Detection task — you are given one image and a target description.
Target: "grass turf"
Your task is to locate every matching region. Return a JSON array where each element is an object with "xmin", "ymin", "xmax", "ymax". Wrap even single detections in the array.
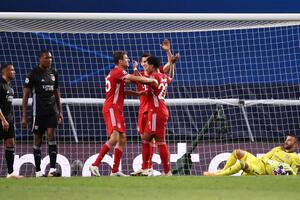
[{"xmin": 0, "ymin": 176, "xmax": 298, "ymax": 200}]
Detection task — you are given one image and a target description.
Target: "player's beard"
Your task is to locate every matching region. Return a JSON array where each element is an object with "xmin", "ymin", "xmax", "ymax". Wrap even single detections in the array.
[
  {"xmin": 122, "ymin": 62, "xmax": 129, "ymax": 69},
  {"xmin": 283, "ymin": 142, "xmax": 293, "ymax": 151},
  {"xmin": 8, "ymin": 75, "xmax": 15, "ymax": 81}
]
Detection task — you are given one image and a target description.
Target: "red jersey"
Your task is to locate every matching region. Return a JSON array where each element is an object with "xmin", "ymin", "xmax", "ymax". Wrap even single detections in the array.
[
  {"xmin": 102, "ymin": 67, "xmax": 127, "ymax": 112},
  {"xmin": 137, "ymin": 71, "xmax": 149, "ymax": 114},
  {"xmin": 159, "ymin": 66, "xmax": 164, "ymax": 73},
  {"xmin": 147, "ymin": 72, "xmax": 172, "ymax": 115},
  {"xmin": 137, "ymin": 67, "xmax": 164, "ymax": 114}
]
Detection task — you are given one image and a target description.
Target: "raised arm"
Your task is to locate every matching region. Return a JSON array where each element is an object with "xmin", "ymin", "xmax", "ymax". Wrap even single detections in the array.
[
  {"xmin": 21, "ymin": 87, "xmax": 31, "ymax": 128},
  {"xmin": 161, "ymin": 39, "xmax": 172, "ymax": 73},
  {"xmin": 168, "ymin": 53, "xmax": 180, "ymax": 80}
]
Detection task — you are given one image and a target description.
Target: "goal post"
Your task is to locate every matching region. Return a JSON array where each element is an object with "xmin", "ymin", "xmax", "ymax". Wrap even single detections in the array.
[{"xmin": 1, "ymin": 12, "xmax": 300, "ymax": 176}]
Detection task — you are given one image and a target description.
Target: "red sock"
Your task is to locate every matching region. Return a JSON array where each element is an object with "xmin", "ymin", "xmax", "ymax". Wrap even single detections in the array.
[
  {"xmin": 92, "ymin": 143, "xmax": 110, "ymax": 166},
  {"xmin": 142, "ymin": 141, "xmax": 151, "ymax": 170},
  {"xmin": 148, "ymin": 142, "xmax": 155, "ymax": 169},
  {"xmin": 112, "ymin": 148, "xmax": 123, "ymax": 173},
  {"xmin": 157, "ymin": 143, "xmax": 170, "ymax": 173}
]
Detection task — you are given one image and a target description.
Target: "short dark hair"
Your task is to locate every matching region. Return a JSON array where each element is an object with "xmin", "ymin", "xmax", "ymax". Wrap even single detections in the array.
[
  {"xmin": 147, "ymin": 56, "xmax": 160, "ymax": 68},
  {"xmin": 287, "ymin": 134, "xmax": 300, "ymax": 143},
  {"xmin": 39, "ymin": 49, "xmax": 51, "ymax": 58},
  {"xmin": 140, "ymin": 53, "xmax": 151, "ymax": 60},
  {"xmin": 113, "ymin": 51, "xmax": 127, "ymax": 65},
  {"xmin": 1, "ymin": 63, "xmax": 12, "ymax": 74}
]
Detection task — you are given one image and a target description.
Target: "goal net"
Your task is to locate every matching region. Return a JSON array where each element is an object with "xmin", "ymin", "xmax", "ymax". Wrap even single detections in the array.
[{"xmin": 0, "ymin": 13, "xmax": 300, "ymax": 176}]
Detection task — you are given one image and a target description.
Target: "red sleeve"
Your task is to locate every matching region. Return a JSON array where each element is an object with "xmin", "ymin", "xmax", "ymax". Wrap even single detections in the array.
[
  {"xmin": 159, "ymin": 66, "xmax": 164, "ymax": 73},
  {"xmin": 111, "ymin": 68, "xmax": 128, "ymax": 80},
  {"xmin": 149, "ymin": 73, "xmax": 160, "ymax": 90}
]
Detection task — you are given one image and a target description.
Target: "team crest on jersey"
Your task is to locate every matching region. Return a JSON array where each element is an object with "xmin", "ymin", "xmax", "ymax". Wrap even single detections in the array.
[
  {"xmin": 50, "ymin": 74, "xmax": 55, "ymax": 81},
  {"xmin": 122, "ymin": 70, "xmax": 128, "ymax": 75},
  {"xmin": 25, "ymin": 78, "xmax": 29, "ymax": 84}
]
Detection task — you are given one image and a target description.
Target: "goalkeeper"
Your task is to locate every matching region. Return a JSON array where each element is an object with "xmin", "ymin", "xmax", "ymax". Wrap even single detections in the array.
[{"xmin": 204, "ymin": 135, "xmax": 300, "ymax": 176}]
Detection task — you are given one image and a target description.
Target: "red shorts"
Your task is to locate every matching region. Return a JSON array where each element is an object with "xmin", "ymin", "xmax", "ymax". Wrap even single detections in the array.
[
  {"xmin": 137, "ymin": 112, "xmax": 148, "ymax": 134},
  {"xmin": 144, "ymin": 110, "xmax": 169, "ymax": 137},
  {"xmin": 102, "ymin": 108, "xmax": 126, "ymax": 136}
]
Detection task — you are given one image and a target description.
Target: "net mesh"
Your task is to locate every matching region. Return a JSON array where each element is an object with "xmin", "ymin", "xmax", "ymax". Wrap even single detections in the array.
[{"xmin": 0, "ymin": 14, "xmax": 300, "ymax": 176}]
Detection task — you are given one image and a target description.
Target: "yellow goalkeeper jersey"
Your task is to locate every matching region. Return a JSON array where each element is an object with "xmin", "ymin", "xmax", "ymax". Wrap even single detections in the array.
[{"xmin": 261, "ymin": 146, "xmax": 300, "ymax": 175}]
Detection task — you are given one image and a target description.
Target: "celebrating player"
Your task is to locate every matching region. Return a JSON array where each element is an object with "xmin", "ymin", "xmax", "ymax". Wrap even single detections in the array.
[
  {"xmin": 204, "ymin": 134, "xmax": 300, "ymax": 176},
  {"xmin": 137, "ymin": 55, "xmax": 175, "ymax": 176},
  {"xmin": 131, "ymin": 39, "xmax": 180, "ymax": 176},
  {"xmin": 89, "ymin": 50, "xmax": 158, "ymax": 176},
  {"xmin": 21, "ymin": 49, "xmax": 63, "ymax": 177},
  {"xmin": 0, "ymin": 64, "xmax": 23, "ymax": 179}
]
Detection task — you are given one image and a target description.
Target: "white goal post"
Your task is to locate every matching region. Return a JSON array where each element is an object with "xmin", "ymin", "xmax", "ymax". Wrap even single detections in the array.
[{"xmin": 1, "ymin": 12, "xmax": 300, "ymax": 33}]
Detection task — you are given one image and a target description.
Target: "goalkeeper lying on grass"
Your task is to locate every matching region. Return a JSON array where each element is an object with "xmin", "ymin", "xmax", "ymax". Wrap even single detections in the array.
[{"xmin": 204, "ymin": 134, "xmax": 300, "ymax": 176}]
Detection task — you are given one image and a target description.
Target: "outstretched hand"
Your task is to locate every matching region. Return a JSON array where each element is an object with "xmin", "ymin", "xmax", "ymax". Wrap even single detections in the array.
[
  {"xmin": 161, "ymin": 39, "xmax": 171, "ymax": 52},
  {"xmin": 132, "ymin": 60, "xmax": 139, "ymax": 69}
]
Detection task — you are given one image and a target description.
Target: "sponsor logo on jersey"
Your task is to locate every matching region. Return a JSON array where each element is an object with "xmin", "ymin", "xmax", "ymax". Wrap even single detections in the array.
[{"xmin": 42, "ymin": 85, "xmax": 54, "ymax": 91}]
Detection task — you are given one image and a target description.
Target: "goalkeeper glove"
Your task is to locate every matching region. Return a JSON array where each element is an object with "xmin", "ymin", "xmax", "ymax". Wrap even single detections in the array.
[
  {"xmin": 280, "ymin": 163, "xmax": 293, "ymax": 175},
  {"xmin": 273, "ymin": 163, "xmax": 293, "ymax": 175}
]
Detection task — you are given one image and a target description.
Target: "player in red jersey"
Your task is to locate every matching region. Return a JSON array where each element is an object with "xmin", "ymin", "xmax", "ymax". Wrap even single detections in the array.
[
  {"xmin": 142, "ymin": 55, "xmax": 176, "ymax": 176},
  {"xmin": 89, "ymin": 51, "xmax": 158, "ymax": 177},
  {"xmin": 131, "ymin": 39, "xmax": 179, "ymax": 176}
]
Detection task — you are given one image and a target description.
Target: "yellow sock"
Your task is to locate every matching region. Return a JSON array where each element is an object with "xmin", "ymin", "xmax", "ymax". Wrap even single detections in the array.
[
  {"xmin": 217, "ymin": 162, "xmax": 242, "ymax": 176},
  {"xmin": 223, "ymin": 150, "xmax": 238, "ymax": 170}
]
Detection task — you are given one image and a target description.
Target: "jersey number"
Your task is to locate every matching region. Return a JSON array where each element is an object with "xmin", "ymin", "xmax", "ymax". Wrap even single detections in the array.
[
  {"xmin": 105, "ymin": 74, "xmax": 111, "ymax": 92},
  {"xmin": 158, "ymin": 82, "xmax": 168, "ymax": 99}
]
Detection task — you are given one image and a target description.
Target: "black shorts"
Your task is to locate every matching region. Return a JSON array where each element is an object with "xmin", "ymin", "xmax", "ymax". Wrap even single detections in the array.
[
  {"xmin": 0, "ymin": 121, "xmax": 15, "ymax": 140},
  {"xmin": 32, "ymin": 114, "xmax": 57, "ymax": 135}
]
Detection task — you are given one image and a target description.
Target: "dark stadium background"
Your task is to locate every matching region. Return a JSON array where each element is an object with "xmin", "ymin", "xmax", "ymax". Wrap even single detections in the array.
[{"xmin": 0, "ymin": 0, "xmax": 300, "ymax": 13}]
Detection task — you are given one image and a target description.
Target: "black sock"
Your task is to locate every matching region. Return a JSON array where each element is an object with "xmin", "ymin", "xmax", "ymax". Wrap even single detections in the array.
[
  {"xmin": 48, "ymin": 141, "xmax": 57, "ymax": 169},
  {"xmin": 5, "ymin": 147, "xmax": 15, "ymax": 174},
  {"xmin": 33, "ymin": 145, "xmax": 41, "ymax": 172}
]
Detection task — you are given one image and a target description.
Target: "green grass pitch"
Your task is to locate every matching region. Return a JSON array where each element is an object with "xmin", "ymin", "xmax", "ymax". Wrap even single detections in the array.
[{"xmin": 0, "ymin": 176, "xmax": 298, "ymax": 200}]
